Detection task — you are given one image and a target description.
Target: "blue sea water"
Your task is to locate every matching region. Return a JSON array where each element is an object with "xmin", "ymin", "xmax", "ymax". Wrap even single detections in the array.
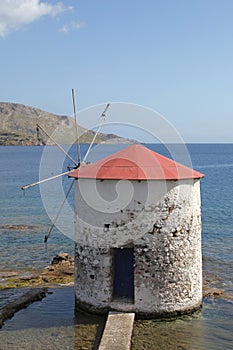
[{"xmin": 0, "ymin": 144, "xmax": 233, "ymax": 349}]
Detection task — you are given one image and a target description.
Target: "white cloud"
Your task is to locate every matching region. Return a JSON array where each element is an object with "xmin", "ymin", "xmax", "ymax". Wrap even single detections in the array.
[
  {"xmin": 59, "ymin": 21, "xmax": 82, "ymax": 33},
  {"xmin": 0, "ymin": 0, "xmax": 71, "ymax": 37}
]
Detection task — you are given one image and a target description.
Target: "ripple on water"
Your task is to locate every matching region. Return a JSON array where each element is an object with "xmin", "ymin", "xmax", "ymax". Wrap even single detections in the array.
[
  {"xmin": 0, "ymin": 287, "xmax": 106, "ymax": 350},
  {"xmin": 131, "ymin": 299, "xmax": 233, "ymax": 350},
  {"xmin": 1, "ymin": 287, "xmax": 233, "ymax": 350}
]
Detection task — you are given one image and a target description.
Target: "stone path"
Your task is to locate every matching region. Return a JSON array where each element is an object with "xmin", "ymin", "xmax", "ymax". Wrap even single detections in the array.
[{"xmin": 98, "ymin": 312, "xmax": 135, "ymax": 350}]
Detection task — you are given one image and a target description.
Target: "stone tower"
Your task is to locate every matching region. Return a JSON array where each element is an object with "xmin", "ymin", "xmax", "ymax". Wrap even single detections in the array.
[{"xmin": 69, "ymin": 144, "xmax": 204, "ymax": 318}]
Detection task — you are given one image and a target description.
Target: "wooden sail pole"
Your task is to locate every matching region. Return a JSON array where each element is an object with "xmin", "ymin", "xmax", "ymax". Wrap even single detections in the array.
[
  {"xmin": 36, "ymin": 123, "xmax": 78, "ymax": 167},
  {"xmin": 44, "ymin": 179, "xmax": 75, "ymax": 242},
  {"xmin": 22, "ymin": 94, "xmax": 110, "ymax": 242},
  {"xmin": 72, "ymin": 88, "xmax": 81, "ymax": 165},
  {"xmin": 21, "ymin": 170, "xmax": 71, "ymax": 190},
  {"xmin": 83, "ymin": 103, "xmax": 110, "ymax": 163}
]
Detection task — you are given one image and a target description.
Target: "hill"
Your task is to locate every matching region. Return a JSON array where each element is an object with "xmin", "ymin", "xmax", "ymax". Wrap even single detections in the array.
[{"xmin": 0, "ymin": 102, "xmax": 120, "ymax": 146}]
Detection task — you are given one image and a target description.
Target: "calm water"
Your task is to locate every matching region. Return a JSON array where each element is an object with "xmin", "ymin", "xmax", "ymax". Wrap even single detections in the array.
[{"xmin": 0, "ymin": 144, "xmax": 233, "ymax": 349}]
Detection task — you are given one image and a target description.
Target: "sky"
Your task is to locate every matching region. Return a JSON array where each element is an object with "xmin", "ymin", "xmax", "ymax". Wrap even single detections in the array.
[{"xmin": 1, "ymin": 0, "xmax": 233, "ymax": 142}]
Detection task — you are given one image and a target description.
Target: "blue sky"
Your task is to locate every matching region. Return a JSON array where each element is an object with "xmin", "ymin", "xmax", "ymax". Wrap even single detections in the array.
[{"xmin": 1, "ymin": 0, "xmax": 233, "ymax": 142}]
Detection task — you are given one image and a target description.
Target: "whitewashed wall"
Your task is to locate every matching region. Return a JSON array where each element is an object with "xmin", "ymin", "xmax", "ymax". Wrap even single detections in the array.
[{"xmin": 74, "ymin": 178, "xmax": 202, "ymax": 317}]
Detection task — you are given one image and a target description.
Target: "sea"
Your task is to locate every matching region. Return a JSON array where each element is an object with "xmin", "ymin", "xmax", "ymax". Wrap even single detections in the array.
[{"xmin": 0, "ymin": 143, "xmax": 233, "ymax": 350}]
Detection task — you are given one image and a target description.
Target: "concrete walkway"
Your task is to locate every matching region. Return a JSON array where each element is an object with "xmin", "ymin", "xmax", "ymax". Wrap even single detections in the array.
[{"xmin": 98, "ymin": 312, "xmax": 135, "ymax": 350}]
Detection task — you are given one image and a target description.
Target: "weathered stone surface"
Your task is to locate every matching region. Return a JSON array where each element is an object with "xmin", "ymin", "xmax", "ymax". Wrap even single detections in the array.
[
  {"xmin": 0, "ymin": 253, "xmax": 74, "ymax": 289},
  {"xmin": 98, "ymin": 312, "xmax": 135, "ymax": 350},
  {"xmin": 0, "ymin": 288, "xmax": 48, "ymax": 328},
  {"xmin": 203, "ymin": 288, "xmax": 224, "ymax": 297},
  {"xmin": 51, "ymin": 252, "xmax": 74, "ymax": 266},
  {"xmin": 0, "ymin": 253, "xmax": 75, "ymax": 329},
  {"xmin": 74, "ymin": 179, "xmax": 203, "ymax": 317}
]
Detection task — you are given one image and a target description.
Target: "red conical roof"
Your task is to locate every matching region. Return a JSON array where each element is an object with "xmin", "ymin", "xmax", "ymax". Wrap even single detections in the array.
[{"xmin": 69, "ymin": 144, "xmax": 204, "ymax": 180}]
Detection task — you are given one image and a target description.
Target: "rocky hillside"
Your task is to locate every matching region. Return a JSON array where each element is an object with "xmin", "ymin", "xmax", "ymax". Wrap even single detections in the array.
[{"xmin": 0, "ymin": 102, "xmax": 119, "ymax": 146}]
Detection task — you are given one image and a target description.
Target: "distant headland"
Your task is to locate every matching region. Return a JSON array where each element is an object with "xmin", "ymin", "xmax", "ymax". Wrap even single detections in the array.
[{"xmin": 0, "ymin": 102, "xmax": 127, "ymax": 146}]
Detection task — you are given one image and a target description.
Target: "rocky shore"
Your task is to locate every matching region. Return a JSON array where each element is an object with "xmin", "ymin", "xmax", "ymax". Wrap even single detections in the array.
[
  {"xmin": 0, "ymin": 252, "xmax": 232, "ymax": 328},
  {"xmin": 0, "ymin": 288, "xmax": 48, "ymax": 328},
  {"xmin": 0, "ymin": 253, "xmax": 74, "ymax": 327},
  {"xmin": 0, "ymin": 252, "xmax": 74, "ymax": 290}
]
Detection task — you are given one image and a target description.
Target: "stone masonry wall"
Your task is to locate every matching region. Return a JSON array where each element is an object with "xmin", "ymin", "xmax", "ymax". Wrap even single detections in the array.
[
  {"xmin": 134, "ymin": 180, "xmax": 202, "ymax": 315},
  {"xmin": 74, "ymin": 244, "xmax": 112, "ymax": 310},
  {"xmin": 74, "ymin": 179, "xmax": 202, "ymax": 316}
]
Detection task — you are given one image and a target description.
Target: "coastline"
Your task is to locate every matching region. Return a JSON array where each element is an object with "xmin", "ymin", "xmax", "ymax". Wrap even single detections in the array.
[
  {"xmin": 1, "ymin": 252, "xmax": 232, "ymax": 328},
  {"xmin": 0, "ymin": 253, "xmax": 74, "ymax": 328}
]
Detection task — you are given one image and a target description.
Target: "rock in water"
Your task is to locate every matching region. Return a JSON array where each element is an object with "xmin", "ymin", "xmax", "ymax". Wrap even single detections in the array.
[{"xmin": 51, "ymin": 253, "xmax": 74, "ymax": 266}]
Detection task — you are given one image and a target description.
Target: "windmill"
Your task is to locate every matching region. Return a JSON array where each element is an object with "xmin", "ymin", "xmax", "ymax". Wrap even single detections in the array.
[
  {"xmin": 21, "ymin": 89, "xmax": 110, "ymax": 243},
  {"xmin": 21, "ymin": 98, "xmax": 204, "ymax": 318}
]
